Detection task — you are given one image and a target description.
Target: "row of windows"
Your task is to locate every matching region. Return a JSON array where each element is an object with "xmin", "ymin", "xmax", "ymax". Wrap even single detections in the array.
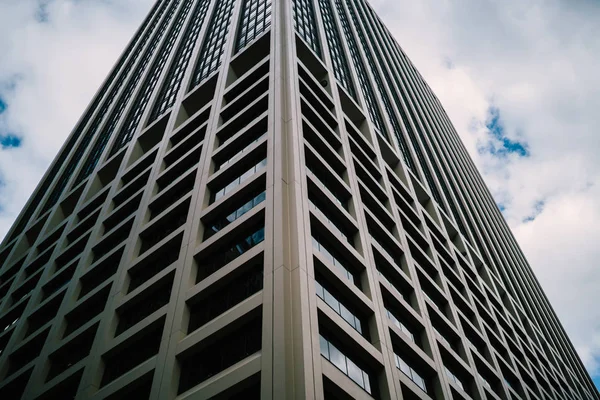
[
  {"xmin": 308, "ymin": 199, "xmax": 351, "ymax": 243},
  {"xmin": 215, "ymin": 132, "xmax": 266, "ymax": 171},
  {"xmin": 394, "ymin": 353, "xmax": 427, "ymax": 393},
  {"xmin": 211, "ymin": 158, "xmax": 267, "ymax": 204},
  {"xmin": 108, "ymin": 0, "xmax": 195, "ymax": 157},
  {"xmin": 188, "ymin": 260, "xmax": 263, "ymax": 333},
  {"xmin": 236, "ymin": 0, "xmax": 272, "ymax": 52},
  {"xmin": 315, "ymin": 279, "xmax": 363, "ymax": 336},
  {"xmin": 197, "ymin": 226, "xmax": 265, "ymax": 282},
  {"xmin": 385, "ymin": 308, "xmax": 414, "ymax": 343},
  {"xmin": 149, "ymin": 0, "xmax": 211, "ymax": 122},
  {"xmin": 319, "ymin": 334, "xmax": 372, "ymax": 394},
  {"xmin": 178, "ymin": 317, "xmax": 262, "ymax": 394},
  {"xmin": 311, "ymin": 235, "xmax": 357, "ymax": 287},
  {"xmin": 204, "ymin": 191, "xmax": 266, "ymax": 239},
  {"xmin": 190, "ymin": 0, "xmax": 236, "ymax": 88}
]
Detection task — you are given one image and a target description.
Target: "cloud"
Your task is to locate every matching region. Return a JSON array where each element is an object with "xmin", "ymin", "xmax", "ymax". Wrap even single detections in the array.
[
  {"xmin": 372, "ymin": 0, "xmax": 600, "ymax": 389},
  {"xmin": 0, "ymin": 0, "xmax": 154, "ymax": 239}
]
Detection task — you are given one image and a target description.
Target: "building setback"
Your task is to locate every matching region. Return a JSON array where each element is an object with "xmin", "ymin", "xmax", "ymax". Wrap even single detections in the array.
[{"xmin": 0, "ymin": 0, "xmax": 597, "ymax": 399}]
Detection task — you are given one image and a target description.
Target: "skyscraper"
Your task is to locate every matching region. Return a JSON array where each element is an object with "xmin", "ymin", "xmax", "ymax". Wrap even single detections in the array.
[{"xmin": 0, "ymin": 0, "xmax": 596, "ymax": 398}]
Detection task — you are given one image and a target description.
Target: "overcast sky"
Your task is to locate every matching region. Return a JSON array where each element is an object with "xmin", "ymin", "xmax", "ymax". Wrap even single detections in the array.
[{"xmin": 0, "ymin": 0, "xmax": 598, "ymax": 390}]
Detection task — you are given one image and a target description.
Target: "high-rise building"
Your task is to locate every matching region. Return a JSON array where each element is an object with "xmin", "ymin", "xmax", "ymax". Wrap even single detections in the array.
[{"xmin": 0, "ymin": 0, "xmax": 596, "ymax": 398}]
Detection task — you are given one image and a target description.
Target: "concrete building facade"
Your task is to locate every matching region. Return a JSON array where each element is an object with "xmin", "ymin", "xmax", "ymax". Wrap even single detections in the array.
[{"xmin": 0, "ymin": 0, "xmax": 597, "ymax": 399}]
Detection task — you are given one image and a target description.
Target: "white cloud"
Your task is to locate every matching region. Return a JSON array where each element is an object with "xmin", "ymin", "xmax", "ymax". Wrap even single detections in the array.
[
  {"xmin": 0, "ymin": 0, "xmax": 154, "ymax": 238},
  {"xmin": 372, "ymin": 0, "xmax": 600, "ymax": 386}
]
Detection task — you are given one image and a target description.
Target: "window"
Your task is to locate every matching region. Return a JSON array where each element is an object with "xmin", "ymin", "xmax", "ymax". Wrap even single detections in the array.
[
  {"xmin": 215, "ymin": 132, "xmax": 266, "ymax": 172},
  {"xmin": 211, "ymin": 158, "xmax": 267, "ymax": 203},
  {"xmin": 306, "ymin": 165, "xmax": 347, "ymax": 209},
  {"xmin": 115, "ymin": 272, "xmax": 174, "ymax": 336},
  {"xmin": 311, "ymin": 235, "xmax": 358, "ymax": 286},
  {"xmin": 178, "ymin": 317, "xmax": 262, "ymax": 394},
  {"xmin": 197, "ymin": 225, "xmax": 265, "ymax": 282},
  {"xmin": 101, "ymin": 319, "xmax": 163, "ymax": 386},
  {"xmin": 292, "ymin": 0, "xmax": 321, "ymax": 57},
  {"xmin": 394, "ymin": 353, "xmax": 427, "ymax": 393},
  {"xmin": 319, "ymin": 334, "xmax": 372, "ymax": 394},
  {"xmin": 236, "ymin": 0, "xmax": 272, "ymax": 52},
  {"xmin": 315, "ymin": 279, "xmax": 364, "ymax": 336},
  {"xmin": 309, "ymin": 198, "xmax": 351, "ymax": 243},
  {"xmin": 385, "ymin": 308, "xmax": 414, "ymax": 343},
  {"xmin": 445, "ymin": 366, "xmax": 464, "ymax": 391},
  {"xmin": 188, "ymin": 261, "xmax": 263, "ymax": 332},
  {"xmin": 190, "ymin": 0, "xmax": 236, "ymax": 88},
  {"xmin": 204, "ymin": 191, "xmax": 266, "ymax": 239}
]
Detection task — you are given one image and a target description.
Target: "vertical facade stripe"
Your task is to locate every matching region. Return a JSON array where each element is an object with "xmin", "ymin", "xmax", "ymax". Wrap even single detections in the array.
[
  {"xmin": 292, "ymin": 0, "xmax": 322, "ymax": 57},
  {"xmin": 74, "ymin": 0, "xmax": 185, "ymax": 184},
  {"xmin": 235, "ymin": 0, "xmax": 273, "ymax": 53},
  {"xmin": 109, "ymin": 0, "xmax": 196, "ymax": 155},
  {"xmin": 189, "ymin": 0, "xmax": 236, "ymax": 88}
]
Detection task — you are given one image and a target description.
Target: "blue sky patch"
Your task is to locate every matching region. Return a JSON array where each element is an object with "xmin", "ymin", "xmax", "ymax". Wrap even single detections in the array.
[
  {"xmin": 483, "ymin": 106, "xmax": 530, "ymax": 157},
  {"xmin": 35, "ymin": 1, "xmax": 50, "ymax": 23},
  {"xmin": 522, "ymin": 200, "xmax": 545, "ymax": 223},
  {"xmin": 0, "ymin": 134, "xmax": 22, "ymax": 149},
  {"xmin": 0, "ymin": 97, "xmax": 6, "ymax": 114}
]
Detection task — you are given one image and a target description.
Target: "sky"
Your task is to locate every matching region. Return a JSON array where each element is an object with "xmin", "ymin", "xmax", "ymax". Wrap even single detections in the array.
[{"xmin": 0, "ymin": 0, "xmax": 598, "ymax": 391}]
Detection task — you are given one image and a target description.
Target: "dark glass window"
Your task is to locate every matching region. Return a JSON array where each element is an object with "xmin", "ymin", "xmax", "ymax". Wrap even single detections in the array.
[
  {"xmin": 190, "ymin": 0, "xmax": 236, "ymax": 88},
  {"xmin": 109, "ymin": 0, "xmax": 196, "ymax": 156},
  {"xmin": 308, "ymin": 198, "xmax": 351, "ymax": 243},
  {"xmin": 210, "ymin": 158, "xmax": 267, "ymax": 204},
  {"xmin": 188, "ymin": 262, "xmax": 263, "ymax": 332},
  {"xmin": 197, "ymin": 226, "xmax": 265, "ymax": 282},
  {"xmin": 178, "ymin": 318, "xmax": 262, "ymax": 394},
  {"xmin": 311, "ymin": 235, "xmax": 358, "ymax": 287},
  {"xmin": 292, "ymin": 0, "xmax": 321, "ymax": 57},
  {"xmin": 150, "ymin": 0, "xmax": 211, "ymax": 122},
  {"xmin": 319, "ymin": 334, "xmax": 373, "ymax": 394},
  {"xmin": 74, "ymin": 0, "xmax": 185, "ymax": 186},
  {"xmin": 236, "ymin": 0, "xmax": 272, "ymax": 53},
  {"xmin": 385, "ymin": 308, "xmax": 414, "ymax": 342},
  {"xmin": 315, "ymin": 279, "xmax": 364, "ymax": 336},
  {"xmin": 204, "ymin": 191, "xmax": 266, "ymax": 239},
  {"xmin": 215, "ymin": 132, "xmax": 266, "ymax": 171},
  {"xmin": 394, "ymin": 353, "xmax": 428, "ymax": 393},
  {"xmin": 40, "ymin": 0, "xmax": 171, "ymax": 214},
  {"xmin": 317, "ymin": 0, "xmax": 355, "ymax": 99}
]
